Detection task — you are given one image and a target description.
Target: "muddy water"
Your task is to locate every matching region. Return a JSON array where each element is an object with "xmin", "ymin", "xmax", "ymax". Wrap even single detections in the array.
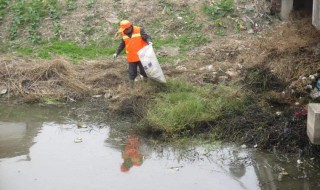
[{"xmin": 1, "ymin": 104, "xmax": 320, "ymax": 190}]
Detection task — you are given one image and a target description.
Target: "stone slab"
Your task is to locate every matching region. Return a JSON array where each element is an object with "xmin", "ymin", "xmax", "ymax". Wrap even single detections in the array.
[
  {"xmin": 307, "ymin": 103, "xmax": 320, "ymax": 144},
  {"xmin": 281, "ymin": 0, "xmax": 293, "ymax": 20}
]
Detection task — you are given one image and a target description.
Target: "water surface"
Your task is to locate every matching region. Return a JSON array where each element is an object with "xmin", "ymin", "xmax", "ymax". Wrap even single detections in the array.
[{"xmin": 1, "ymin": 104, "xmax": 320, "ymax": 190}]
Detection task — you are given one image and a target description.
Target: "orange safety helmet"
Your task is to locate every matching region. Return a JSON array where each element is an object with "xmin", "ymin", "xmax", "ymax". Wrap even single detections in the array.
[{"xmin": 118, "ymin": 20, "xmax": 131, "ymax": 32}]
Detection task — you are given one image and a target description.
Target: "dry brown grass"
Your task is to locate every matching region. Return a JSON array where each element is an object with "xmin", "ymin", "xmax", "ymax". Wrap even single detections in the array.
[
  {"xmin": 0, "ymin": 57, "xmax": 131, "ymax": 102},
  {"xmin": 249, "ymin": 17, "xmax": 320, "ymax": 96},
  {"xmin": 0, "ymin": 58, "xmax": 89, "ymax": 101},
  {"xmin": 0, "ymin": 55, "xmax": 161, "ymax": 116}
]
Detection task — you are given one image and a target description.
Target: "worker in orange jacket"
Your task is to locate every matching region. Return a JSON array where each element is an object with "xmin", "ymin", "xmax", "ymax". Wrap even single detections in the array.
[{"xmin": 113, "ymin": 20, "xmax": 152, "ymax": 88}]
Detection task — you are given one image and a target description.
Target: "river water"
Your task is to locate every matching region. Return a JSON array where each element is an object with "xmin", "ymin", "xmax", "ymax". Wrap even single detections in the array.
[{"xmin": 1, "ymin": 103, "xmax": 320, "ymax": 190}]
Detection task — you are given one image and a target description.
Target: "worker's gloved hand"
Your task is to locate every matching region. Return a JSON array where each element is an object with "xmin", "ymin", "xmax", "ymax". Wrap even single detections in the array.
[
  {"xmin": 113, "ymin": 53, "xmax": 117, "ymax": 59},
  {"xmin": 148, "ymin": 41, "xmax": 153, "ymax": 46}
]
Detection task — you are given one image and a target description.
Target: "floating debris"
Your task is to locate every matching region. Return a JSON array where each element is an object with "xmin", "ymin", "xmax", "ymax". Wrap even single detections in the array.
[
  {"xmin": 167, "ymin": 166, "xmax": 183, "ymax": 172},
  {"xmin": 241, "ymin": 144, "xmax": 247, "ymax": 149},
  {"xmin": 74, "ymin": 137, "xmax": 83, "ymax": 143},
  {"xmin": 278, "ymin": 171, "xmax": 289, "ymax": 181},
  {"xmin": 77, "ymin": 123, "xmax": 88, "ymax": 128}
]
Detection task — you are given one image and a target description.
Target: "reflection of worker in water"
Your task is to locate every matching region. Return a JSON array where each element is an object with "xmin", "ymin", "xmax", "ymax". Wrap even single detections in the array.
[
  {"xmin": 120, "ymin": 134, "xmax": 143, "ymax": 172},
  {"xmin": 229, "ymin": 150, "xmax": 246, "ymax": 179}
]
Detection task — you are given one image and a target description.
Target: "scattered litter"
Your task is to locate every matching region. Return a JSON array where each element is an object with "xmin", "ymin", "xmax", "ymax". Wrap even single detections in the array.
[
  {"xmin": 310, "ymin": 88, "xmax": 320, "ymax": 99},
  {"xmin": 309, "ymin": 75, "xmax": 315, "ymax": 80},
  {"xmin": 199, "ymin": 65, "xmax": 214, "ymax": 71},
  {"xmin": 176, "ymin": 66, "xmax": 187, "ymax": 71},
  {"xmin": 254, "ymin": 144, "xmax": 258, "ymax": 148},
  {"xmin": 218, "ymin": 76, "xmax": 229, "ymax": 82},
  {"xmin": 298, "ymin": 171, "xmax": 308, "ymax": 179},
  {"xmin": 226, "ymin": 70, "xmax": 239, "ymax": 78},
  {"xmin": 276, "ymin": 111, "xmax": 282, "ymax": 116},
  {"xmin": 74, "ymin": 137, "xmax": 83, "ymax": 143},
  {"xmin": 113, "ymin": 138, "xmax": 122, "ymax": 142},
  {"xmin": 92, "ymin": 94, "xmax": 102, "ymax": 98},
  {"xmin": 67, "ymin": 96, "xmax": 76, "ymax": 102},
  {"xmin": 306, "ymin": 84, "xmax": 313, "ymax": 89},
  {"xmin": 241, "ymin": 144, "xmax": 247, "ymax": 149},
  {"xmin": 0, "ymin": 86, "xmax": 7, "ymax": 95},
  {"xmin": 77, "ymin": 123, "xmax": 87, "ymax": 128},
  {"xmin": 167, "ymin": 166, "xmax": 183, "ymax": 172},
  {"xmin": 278, "ymin": 171, "xmax": 289, "ymax": 181},
  {"xmin": 104, "ymin": 90, "xmax": 112, "ymax": 99},
  {"xmin": 297, "ymin": 159, "xmax": 303, "ymax": 165},
  {"xmin": 295, "ymin": 109, "xmax": 307, "ymax": 117},
  {"xmin": 247, "ymin": 29, "xmax": 254, "ymax": 34}
]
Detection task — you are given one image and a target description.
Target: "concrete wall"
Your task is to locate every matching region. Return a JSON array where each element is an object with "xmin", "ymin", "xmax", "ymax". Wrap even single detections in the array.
[
  {"xmin": 281, "ymin": 0, "xmax": 293, "ymax": 20},
  {"xmin": 313, "ymin": 0, "xmax": 320, "ymax": 29}
]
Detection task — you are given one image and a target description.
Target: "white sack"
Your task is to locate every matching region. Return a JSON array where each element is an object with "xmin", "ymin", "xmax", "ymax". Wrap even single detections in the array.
[{"xmin": 138, "ymin": 44, "xmax": 166, "ymax": 83}]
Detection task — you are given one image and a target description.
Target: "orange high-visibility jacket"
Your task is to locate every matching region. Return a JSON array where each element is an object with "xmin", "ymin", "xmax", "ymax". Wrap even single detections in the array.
[{"xmin": 121, "ymin": 26, "xmax": 148, "ymax": 62}]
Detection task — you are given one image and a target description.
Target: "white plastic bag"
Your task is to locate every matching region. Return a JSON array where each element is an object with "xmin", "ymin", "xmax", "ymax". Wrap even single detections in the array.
[{"xmin": 138, "ymin": 44, "xmax": 166, "ymax": 83}]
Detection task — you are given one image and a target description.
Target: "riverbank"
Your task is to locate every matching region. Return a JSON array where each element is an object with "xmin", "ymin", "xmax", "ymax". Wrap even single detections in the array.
[
  {"xmin": 1, "ymin": 0, "xmax": 320, "ymax": 156},
  {"xmin": 1, "ymin": 40, "xmax": 319, "ymax": 156}
]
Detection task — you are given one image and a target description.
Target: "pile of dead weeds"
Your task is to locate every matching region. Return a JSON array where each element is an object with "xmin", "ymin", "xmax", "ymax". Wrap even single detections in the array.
[
  {"xmin": 0, "ymin": 58, "xmax": 92, "ymax": 102},
  {"xmin": 0, "ymin": 56, "xmax": 163, "ymax": 116},
  {"xmin": 0, "ymin": 58, "xmax": 114, "ymax": 101}
]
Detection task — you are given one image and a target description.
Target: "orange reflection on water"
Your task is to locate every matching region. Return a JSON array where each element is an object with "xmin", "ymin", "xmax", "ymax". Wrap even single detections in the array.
[{"xmin": 120, "ymin": 134, "xmax": 143, "ymax": 172}]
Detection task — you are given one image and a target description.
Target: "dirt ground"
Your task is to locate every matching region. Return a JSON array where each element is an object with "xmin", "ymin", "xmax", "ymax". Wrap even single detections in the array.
[{"xmin": 1, "ymin": 0, "xmax": 320, "ymax": 155}]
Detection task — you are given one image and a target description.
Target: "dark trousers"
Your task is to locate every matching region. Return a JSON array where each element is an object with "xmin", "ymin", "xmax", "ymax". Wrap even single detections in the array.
[{"xmin": 128, "ymin": 61, "xmax": 148, "ymax": 80}]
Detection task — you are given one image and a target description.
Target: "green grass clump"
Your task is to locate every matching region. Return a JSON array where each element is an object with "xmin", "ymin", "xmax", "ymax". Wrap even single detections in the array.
[
  {"xmin": 150, "ymin": 3, "xmax": 208, "ymax": 54},
  {"xmin": 0, "ymin": 0, "xmax": 9, "ymax": 23},
  {"xmin": 8, "ymin": 40, "xmax": 116, "ymax": 62},
  {"xmin": 202, "ymin": 0, "xmax": 234, "ymax": 20},
  {"xmin": 144, "ymin": 79, "xmax": 247, "ymax": 134},
  {"xmin": 202, "ymin": 0, "xmax": 247, "ymax": 35}
]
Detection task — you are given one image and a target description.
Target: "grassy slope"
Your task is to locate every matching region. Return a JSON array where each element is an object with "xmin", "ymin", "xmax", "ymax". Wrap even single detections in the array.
[{"xmin": 0, "ymin": 0, "xmax": 265, "ymax": 63}]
